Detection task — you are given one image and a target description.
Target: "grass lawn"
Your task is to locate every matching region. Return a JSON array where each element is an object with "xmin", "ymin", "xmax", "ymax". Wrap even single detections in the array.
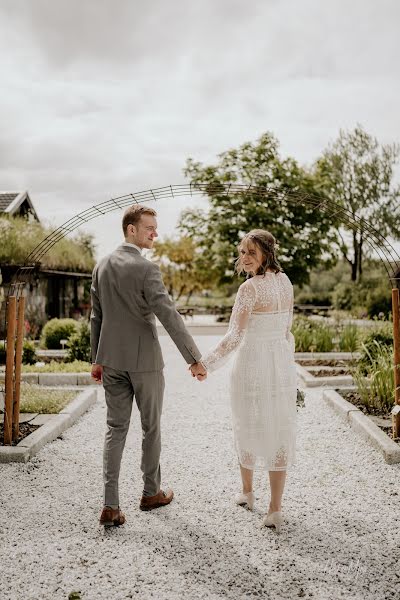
[
  {"xmin": 20, "ymin": 384, "xmax": 78, "ymax": 413},
  {"xmin": 22, "ymin": 360, "xmax": 91, "ymax": 373}
]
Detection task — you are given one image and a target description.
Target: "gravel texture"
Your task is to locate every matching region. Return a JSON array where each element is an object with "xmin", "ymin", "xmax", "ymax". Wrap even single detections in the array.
[{"xmin": 1, "ymin": 335, "xmax": 400, "ymax": 600}]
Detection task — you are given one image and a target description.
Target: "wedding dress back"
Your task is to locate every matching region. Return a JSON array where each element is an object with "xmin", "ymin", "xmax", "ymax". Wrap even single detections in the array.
[{"xmin": 201, "ymin": 271, "xmax": 297, "ymax": 471}]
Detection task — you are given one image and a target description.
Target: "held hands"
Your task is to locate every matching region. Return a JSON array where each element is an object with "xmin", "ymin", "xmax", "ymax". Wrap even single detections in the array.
[
  {"xmin": 91, "ymin": 363, "xmax": 103, "ymax": 383},
  {"xmin": 189, "ymin": 362, "xmax": 207, "ymax": 382}
]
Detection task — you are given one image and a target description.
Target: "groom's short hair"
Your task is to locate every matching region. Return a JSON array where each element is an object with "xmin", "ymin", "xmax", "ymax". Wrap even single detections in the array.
[{"xmin": 122, "ymin": 205, "xmax": 157, "ymax": 235}]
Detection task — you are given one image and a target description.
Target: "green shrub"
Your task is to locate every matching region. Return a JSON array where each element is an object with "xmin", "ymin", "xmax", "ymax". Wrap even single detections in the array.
[
  {"xmin": 295, "ymin": 290, "xmax": 332, "ymax": 306},
  {"xmin": 40, "ymin": 318, "xmax": 79, "ymax": 349},
  {"xmin": 365, "ymin": 287, "xmax": 392, "ymax": 319},
  {"xmin": 66, "ymin": 321, "xmax": 91, "ymax": 362},
  {"xmin": 0, "ymin": 340, "xmax": 37, "ymax": 365},
  {"xmin": 331, "ymin": 282, "xmax": 367, "ymax": 312},
  {"xmin": 22, "ymin": 340, "xmax": 38, "ymax": 365}
]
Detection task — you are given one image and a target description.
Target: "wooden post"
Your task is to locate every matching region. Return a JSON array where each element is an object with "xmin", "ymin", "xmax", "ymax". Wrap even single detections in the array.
[
  {"xmin": 4, "ymin": 297, "xmax": 17, "ymax": 445},
  {"xmin": 392, "ymin": 288, "xmax": 400, "ymax": 439},
  {"xmin": 12, "ymin": 296, "xmax": 25, "ymax": 442}
]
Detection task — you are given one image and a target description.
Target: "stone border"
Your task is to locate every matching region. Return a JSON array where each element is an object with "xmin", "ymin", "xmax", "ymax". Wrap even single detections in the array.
[
  {"xmin": 295, "ymin": 352, "xmax": 360, "ymax": 360},
  {"xmin": 323, "ymin": 389, "xmax": 400, "ymax": 464},
  {"xmin": 0, "ymin": 372, "xmax": 94, "ymax": 386},
  {"xmin": 296, "ymin": 363, "xmax": 354, "ymax": 388},
  {"xmin": 0, "ymin": 388, "xmax": 98, "ymax": 463}
]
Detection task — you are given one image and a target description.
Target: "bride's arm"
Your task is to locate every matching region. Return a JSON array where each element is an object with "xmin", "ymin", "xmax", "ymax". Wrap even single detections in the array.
[
  {"xmin": 286, "ymin": 286, "xmax": 295, "ymax": 355},
  {"xmin": 201, "ymin": 280, "xmax": 256, "ymax": 373}
]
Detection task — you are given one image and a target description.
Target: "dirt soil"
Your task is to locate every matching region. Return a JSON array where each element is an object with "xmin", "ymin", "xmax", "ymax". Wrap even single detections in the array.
[
  {"xmin": 297, "ymin": 359, "xmax": 356, "ymax": 367},
  {"xmin": 0, "ymin": 422, "xmax": 40, "ymax": 446},
  {"xmin": 340, "ymin": 390, "xmax": 399, "ymax": 444},
  {"xmin": 312, "ymin": 368, "xmax": 351, "ymax": 377}
]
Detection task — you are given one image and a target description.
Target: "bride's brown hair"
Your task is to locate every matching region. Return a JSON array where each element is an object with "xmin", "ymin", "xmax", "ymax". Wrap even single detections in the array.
[{"xmin": 235, "ymin": 229, "xmax": 283, "ymax": 277}]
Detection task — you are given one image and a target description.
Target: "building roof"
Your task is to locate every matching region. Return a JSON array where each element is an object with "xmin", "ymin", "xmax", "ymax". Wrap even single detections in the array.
[
  {"xmin": 0, "ymin": 192, "xmax": 19, "ymax": 211},
  {"xmin": 0, "ymin": 191, "xmax": 40, "ymax": 221}
]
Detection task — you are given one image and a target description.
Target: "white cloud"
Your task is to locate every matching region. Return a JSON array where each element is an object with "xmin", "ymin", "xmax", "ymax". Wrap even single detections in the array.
[{"xmin": 0, "ymin": 0, "xmax": 399, "ymax": 260}]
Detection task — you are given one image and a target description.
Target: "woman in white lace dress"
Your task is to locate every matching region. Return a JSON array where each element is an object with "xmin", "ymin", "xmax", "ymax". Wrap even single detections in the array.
[{"xmin": 200, "ymin": 230, "xmax": 297, "ymax": 532}]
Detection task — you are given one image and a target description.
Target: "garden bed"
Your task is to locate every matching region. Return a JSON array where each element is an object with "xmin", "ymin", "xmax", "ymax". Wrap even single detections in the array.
[
  {"xmin": 296, "ymin": 361, "xmax": 354, "ymax": 387},
  {"xmin": 0, "ymin": 388, "xmax": 98, "ymax": 462},
  {"xmin": 322, "ymin": 388, "xmax": 400, "ymax": 464},
  {"xmin": 296, "ymin": 358, "xmax": 356, "ymax": 368},
  {"xmin": 306, "ymin": 366, "xmax": 352, "ymax": 377},
  {"xmin": 0, "ymin": 384, "xmax": 79, "ymax": 445},
  {"xmin": 0, "ymin": 422, "xmax": 41, "ymax": 446},
  {"xmin": 340, "ymin": 389, "xmax": 396, "ymax": 442}
]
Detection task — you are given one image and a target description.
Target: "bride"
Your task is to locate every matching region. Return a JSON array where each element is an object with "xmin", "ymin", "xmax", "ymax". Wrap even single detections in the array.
[{"xmin": 198, "ymin": 229, "xmax": 297, "ymax": 532}]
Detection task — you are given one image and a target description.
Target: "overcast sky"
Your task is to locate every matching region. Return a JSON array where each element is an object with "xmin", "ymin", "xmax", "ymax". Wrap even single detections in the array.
[{"xmin": 1, "ymin": 0, "xmax": 399, "ymax": 261}]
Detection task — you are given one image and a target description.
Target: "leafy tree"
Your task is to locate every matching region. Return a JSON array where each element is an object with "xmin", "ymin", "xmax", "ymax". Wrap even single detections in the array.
[
  {"xmin": 152, "ymin": 236, "xmax": 218, "ymax": 303},
  {"xmin": 180, "ymin": 132, "xmax": 338, "ymax": 287},
  {"xmin": 314, "ymin": 125, "xmax": 400, "ymax": 281}
]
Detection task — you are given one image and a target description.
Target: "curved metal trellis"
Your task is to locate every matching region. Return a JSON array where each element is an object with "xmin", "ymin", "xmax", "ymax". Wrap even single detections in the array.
[
  {"xmin": 2, "ymin": 182, "xmax": 400, "ymax": 445},
  {"xmin": 1, "ymin": 184, "xmax": 400, "ymax": 411},
  {"xmin": 5, "ymin": 183, "xmax": 400, "ymax": 301}
]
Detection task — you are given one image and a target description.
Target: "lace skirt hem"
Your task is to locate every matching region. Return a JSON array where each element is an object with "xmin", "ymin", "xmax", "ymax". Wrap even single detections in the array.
[
  {"xmin": 238, "ymin": 460, "xmax": 296, "ymax": 472},
  {"xmin": 236, "ymin": 446, "xmax": 296, "ymax": 472}
]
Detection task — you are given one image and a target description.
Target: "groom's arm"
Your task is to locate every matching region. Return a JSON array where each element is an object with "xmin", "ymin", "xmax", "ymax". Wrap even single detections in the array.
[
  {"xmin": 143, "ymin": 262, "xmax": 202, "ymax": 365},
  {"xmin": 90, "ymin": 265, "xmax": 102, "ymax": 366}
]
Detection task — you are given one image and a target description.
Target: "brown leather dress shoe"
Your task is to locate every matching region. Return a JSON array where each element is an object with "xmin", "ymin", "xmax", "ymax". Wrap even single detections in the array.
[
  {"xmin": 99, "ymin": 506, "xmax": 126, "ymax": 527},
  {"xmin": 139, "ymin": 488, "xmax": 174, "ymax": 511}
]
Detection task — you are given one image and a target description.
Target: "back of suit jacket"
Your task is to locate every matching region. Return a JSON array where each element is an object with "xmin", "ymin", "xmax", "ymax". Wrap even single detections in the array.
[{"xmin": 90, "ymin": 244, "xmax": 201, "ymax": 372}]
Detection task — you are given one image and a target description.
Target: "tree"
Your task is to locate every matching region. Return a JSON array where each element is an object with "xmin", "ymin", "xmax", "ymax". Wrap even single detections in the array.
[
  {"xmin": 314, "ymin": 125, "xmax": 400, "ymax": 282},
  {"xmin": 180, "ymin": 132, "xmax": 338, "ymax": 287},
  {"xmin": 152, "ymin": 236, "xmax": 218, "ymax": 303}
]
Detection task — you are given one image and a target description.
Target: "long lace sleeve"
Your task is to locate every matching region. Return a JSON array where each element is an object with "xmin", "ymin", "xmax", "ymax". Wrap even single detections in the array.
[
  {"xmin": 201, "ymin": 281, "xmax": 256, "ymax": 373},
  {"xmin": 286, "ymin": 288, "xmax": 295, "ymax": 355}
]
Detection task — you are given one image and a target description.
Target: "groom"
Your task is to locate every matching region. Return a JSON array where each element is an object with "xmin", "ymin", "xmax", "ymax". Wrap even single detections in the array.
[{"xmin": 90, "ymin": 204, "xmax": 207, "ymax": 527}]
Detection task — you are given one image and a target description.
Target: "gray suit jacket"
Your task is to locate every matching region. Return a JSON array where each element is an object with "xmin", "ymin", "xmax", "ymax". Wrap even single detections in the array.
[{"xmin": 90, "ymin": 244, "xmax": 202, "ymax": 372}]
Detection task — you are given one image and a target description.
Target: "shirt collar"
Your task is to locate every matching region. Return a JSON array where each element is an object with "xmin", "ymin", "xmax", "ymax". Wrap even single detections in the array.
[{"xmin": 122, "ymin": 241, "xmax": 142, "ymax": 255}]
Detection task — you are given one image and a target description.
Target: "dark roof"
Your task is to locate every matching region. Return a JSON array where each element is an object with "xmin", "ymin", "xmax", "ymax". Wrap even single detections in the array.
[
  {"xmin": 0, "ymin": 191, "xmax": 40, "ymax": 221},
  {"xmin": 0, "ymin": 192, "xmax": 19, "ymax": 211}
]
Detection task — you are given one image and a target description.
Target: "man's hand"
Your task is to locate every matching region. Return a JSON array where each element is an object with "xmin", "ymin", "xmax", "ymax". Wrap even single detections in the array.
[
  {"xmin": 189, "ymin": 362, "xmax": 207, "ymax": 381},
  {"xmin": 91, "ymin": 363, "xmax": 103, "ymax": 383}
]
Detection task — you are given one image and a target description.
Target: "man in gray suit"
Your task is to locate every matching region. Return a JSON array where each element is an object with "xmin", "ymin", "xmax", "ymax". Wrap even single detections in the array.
[{"xmin": 91, "ymin": 205, "xmax": 207, "ymax": 527}]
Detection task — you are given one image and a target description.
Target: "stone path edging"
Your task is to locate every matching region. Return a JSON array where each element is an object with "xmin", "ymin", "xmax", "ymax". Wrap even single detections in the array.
[
  {"xmin": 0, "ymin": 387, "xmax": 98, "ymax": 463},
  {"xmin": 296, "ymin": 364, "xmax": 354, "ymax": 388},
  {"xmin": 322, "ymin": 389, "xmax": 400, "ymax": 464},
  {"xmin": 16, "ymin": 372, "xmax": 93, "ymax": 386}
]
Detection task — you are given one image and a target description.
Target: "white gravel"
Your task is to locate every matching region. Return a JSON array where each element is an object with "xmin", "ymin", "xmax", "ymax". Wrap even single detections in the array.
[{"xmin": 1, "ymin": 335, "xmax": 400, "ymax": 600}]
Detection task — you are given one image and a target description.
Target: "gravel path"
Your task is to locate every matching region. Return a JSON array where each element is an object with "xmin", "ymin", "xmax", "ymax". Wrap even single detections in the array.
[{"xmin": 1, "ymin": 336, "xmax": 400, "ymax": 600}]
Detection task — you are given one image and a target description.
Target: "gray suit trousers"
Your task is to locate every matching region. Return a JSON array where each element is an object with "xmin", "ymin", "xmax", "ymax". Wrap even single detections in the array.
[{"xmin": 102, "ymin": 366, "xmax": 165, "ymax": 507}]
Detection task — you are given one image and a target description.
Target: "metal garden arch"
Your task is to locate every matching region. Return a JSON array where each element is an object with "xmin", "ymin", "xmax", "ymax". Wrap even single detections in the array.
[{"xmin": 2, "ymin": 183, "xmax": 400, "ymax": 445}]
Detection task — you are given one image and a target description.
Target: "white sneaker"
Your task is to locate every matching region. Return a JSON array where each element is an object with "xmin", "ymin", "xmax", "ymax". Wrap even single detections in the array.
[
  {"xmin": 261, "ymin": 511, "xmax": 284, "ymax": 533},
  {"xmin": 235, "ymin": 491, "xmax": 255, "ymax": 510}
]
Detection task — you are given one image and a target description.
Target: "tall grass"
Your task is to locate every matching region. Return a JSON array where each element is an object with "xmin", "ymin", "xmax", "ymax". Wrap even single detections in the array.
[
  {"xmin": 353, "ymin": 341, "xmax": 395, "ymax": 413},
  {"xmin": 293, "ymin": 318, "xmax": 339, "ymax": 352},
  {"xmin": 292, "ymin": 318, "xmax": 314, "ymax": 352},
  {"xmin": 338, "ymin": 324, "xmax": 360, "ymax": 352},
  {"xmin": 312, "ymin": 323, "xmax": 335, "ymax": 352},
  {"xmin": 0, "ymin": 216, "xmax": 95, "ymax": 272}
]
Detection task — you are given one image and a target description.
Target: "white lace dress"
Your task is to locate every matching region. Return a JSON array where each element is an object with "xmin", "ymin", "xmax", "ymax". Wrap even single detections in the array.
[{"xmin": 201, "ymin": 272, "xmax": 297, "ymax": 471}]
